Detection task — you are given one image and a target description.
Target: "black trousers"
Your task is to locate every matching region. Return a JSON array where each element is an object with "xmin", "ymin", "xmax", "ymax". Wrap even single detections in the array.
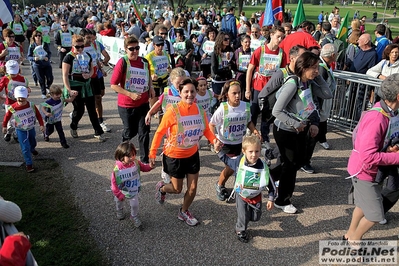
[
  {"xmin": 118, "ymin": 104, "xmax": 150, "ymax": 163},
  {"xmin": 271, "ymin": 125, "xmax": 307, "ymax": 206},
  {"xmin": 45, "ymin": 121, "xmax": 67, "ymax": 144}
]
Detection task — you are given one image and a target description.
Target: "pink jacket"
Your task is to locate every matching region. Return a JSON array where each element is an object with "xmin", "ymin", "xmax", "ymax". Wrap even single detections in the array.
[
  {"xmin": 111, "ymin": 160, "xmax": 152, "ymax": 200},
  {"xmin": 348, "ymin": 102, "xmax": 399, "ymax": 182}
]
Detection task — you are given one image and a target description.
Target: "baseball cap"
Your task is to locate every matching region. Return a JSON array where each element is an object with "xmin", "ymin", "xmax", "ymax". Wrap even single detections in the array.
[
  {"xmin": 90, "ymin": 16, "xmax": 98, "ymax": 21},
  {"xmin": 5, "ymin": 60, "xmax": 19, "ymax": 75},
  {"xmin": 14, "ymin": 86, "xmax": 28, "ymax": 99},
  {"xmin": 153, "ymin": 36, "xmax": 164, "ymax": 45}
]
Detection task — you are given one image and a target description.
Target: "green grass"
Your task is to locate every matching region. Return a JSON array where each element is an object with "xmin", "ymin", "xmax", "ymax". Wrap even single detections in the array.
[
  {"xmin": 0, "ymin": 159, "xmax": 108, "ymax": 266},
  {"xmin": 239, "ymin": 3, "xmax": 399, "ymax": 36}
]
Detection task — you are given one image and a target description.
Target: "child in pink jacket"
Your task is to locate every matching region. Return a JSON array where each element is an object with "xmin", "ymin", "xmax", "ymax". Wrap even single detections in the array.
[{"xmin": 111, "ymin": 141, "xmax": 154, "ymax": 229}]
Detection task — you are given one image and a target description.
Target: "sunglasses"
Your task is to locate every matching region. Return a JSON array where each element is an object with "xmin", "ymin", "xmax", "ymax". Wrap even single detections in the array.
[
  {"xmin": 155, "ymin": 43, "xmax": 164, "ymax": 47},
  {"xmin": 159, "ymin": 32, "xmax": 167, "ymax": 35},
  {"xmin": 8, "ymin": 35, "xmax": 15, "ymax": 38},
  {"xmin": 35, "ymin": 35, "xmax": 42, "ymax": 37},
  {"xmin": 74, "ymin": 45, "xmax": 84, "ymax": 49},
  {"xmin": 127, "ymin": 46, "xmax": 140, "ymax": 51},
  {"xmin": 61, "ymin": 24, "xmax": 68, "ymax": 26},
  {"xmin": 224, "ymin": 38, "xmax": 230, "ymax": 41}
]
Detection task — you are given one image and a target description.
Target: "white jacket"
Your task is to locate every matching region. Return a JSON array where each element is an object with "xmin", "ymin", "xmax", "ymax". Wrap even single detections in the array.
[{"xmin": 366, "ymin": 59, "xmax": 399, "ymax": 78}]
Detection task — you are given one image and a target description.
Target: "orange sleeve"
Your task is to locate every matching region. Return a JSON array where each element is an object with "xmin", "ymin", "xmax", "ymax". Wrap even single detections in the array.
[{"xmin": 149, "ymin": 107, "xmax": 176, "ymax": 159}]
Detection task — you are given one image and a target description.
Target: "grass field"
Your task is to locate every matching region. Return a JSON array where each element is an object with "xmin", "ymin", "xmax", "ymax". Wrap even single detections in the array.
[
  {"xmin": 0, "ymin": 159, "xmax": 108, "ymax": 266},
  {"xmin": 240, "ymin": 3, "xmax": 399, "ymax": 36}
]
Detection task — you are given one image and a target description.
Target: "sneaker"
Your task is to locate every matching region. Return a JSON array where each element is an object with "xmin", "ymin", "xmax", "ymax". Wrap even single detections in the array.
[
  {"xmin": 4, "ymin": 133, "xmax": 11, "ymax": 142},
  {"xmin": 35, "ymin": 82, "xmax": 38, "ymax": 86},
  {"xmin": 130, "ymin": 215, "xmax": 143, "ymax": 229},
  {"xmin": 236, "ymin": 231, "xmax": 249, "ymax": 243},
  {"xmin": 178, "ymin": 208, "xmax": 199, "ymax": 226},
  {"xmin": 301, "ymin": 164, "xmax": 315, "ymax": 174},
  {"xmin": 116, "ymin": 209, "xmax": 125, "ymax": 220},
  {"xmin": 31, "ymin": 150, "xmax": 39, "ymax": 156},
  {"xmin": 100, "ymin": 122, "xmax": 111, "ymax": 132},
  {"xmin": 379, "ymin": 218, "xmax": 387, "ymax": 225},
  {"xmin": 41, "ymin": 94, "xmax": 47, "ymax": 99},
  {"xmin": 155, "ymin": 181, "xmax": 166, "ymax": 204},
  {"xmin": 70, "ymin": 129, "xmax": 78, "ymax": 138},
  {"xmin": 262, "ymin": 141, "xmax": 271, "ymax": 150},
  {"xmin": 215, "ymin": 182, "xmax": 228, "ymax": 201},
  {"xmin": 12, "ymin": 134, "xmax": 18, "ymax": 143},
  {"xmin": 319, "ymin": 142, "xmax": 330, "ymax": 150},
  {"xmin": 61, "ymin": 143, "xmax": 70, "ymax": 149},
  {"xmin": 44, "ymin": 135, "xmax": 49, "ymax": 142},
  {"xmin": 274, "ymin": 203, "xmax": 297, "ymax": 214},
  {"xmin": 26, "ymin": 165, "xmax": 35, "ymax": 173},
  {"xmin": 161, "ymin": 170, "xmax": 170, "ymax": 183},
  {"xmin": 94, "ymin": 134, "xmax": 106, "ymax": 142},
  {"xmin": 69, "ymin": 112, "xmax": 73, "ymax": 120}
]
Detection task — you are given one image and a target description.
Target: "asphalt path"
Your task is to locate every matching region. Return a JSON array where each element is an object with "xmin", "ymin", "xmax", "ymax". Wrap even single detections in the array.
[{"xmin": 1, "ymin": 41, "xmax": 398, "ymax": 266}]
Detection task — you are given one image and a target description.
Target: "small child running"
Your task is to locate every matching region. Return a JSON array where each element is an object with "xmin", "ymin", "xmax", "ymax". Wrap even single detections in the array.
[
  {"xmin": 2, "ymin": 86, "xmax": 44, "ymax": 172},
  {"xmin": 110, "ymin": 141, "xmax": 154, "ymax": 229},
  {"xmin": 41, "ymin": 85, "xmax": 75, "ymax": 148},
  {"xmin": 216, "ymin": 135, "xmax": 276, "ymax": 243}
]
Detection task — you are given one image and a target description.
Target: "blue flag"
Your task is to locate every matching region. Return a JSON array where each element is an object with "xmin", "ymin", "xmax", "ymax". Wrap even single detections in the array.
[{"xmin": 262, "ymin": 0, "xmax": 274, "ymax": 26}]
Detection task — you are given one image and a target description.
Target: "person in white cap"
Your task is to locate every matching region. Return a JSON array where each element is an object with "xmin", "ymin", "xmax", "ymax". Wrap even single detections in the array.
[
  {"xmin": 86, "ymin": 16, "xmax": 98, "ymax": 30},
  {"xmin": 0, "ymin": 60, "xmax": 30, "ymax": 143},
  {"xmin": 2, "ymin": 86, "xmax": 44, "ymax": 173}
]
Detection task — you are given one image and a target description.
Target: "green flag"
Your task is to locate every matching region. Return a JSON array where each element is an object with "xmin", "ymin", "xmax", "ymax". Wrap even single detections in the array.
[
  {"xmin": 337, "ymin": 12, "xmax": 349, "ymax": 48},
  {"xmin": 292, "ymin": 0, "xmax": 306, "ymax": 28}
]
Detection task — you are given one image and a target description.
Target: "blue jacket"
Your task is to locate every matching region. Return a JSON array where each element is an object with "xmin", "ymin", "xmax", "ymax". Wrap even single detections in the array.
[{"xmin": 221, "ymin": 13, "xmax": 237, "ymax": 40}]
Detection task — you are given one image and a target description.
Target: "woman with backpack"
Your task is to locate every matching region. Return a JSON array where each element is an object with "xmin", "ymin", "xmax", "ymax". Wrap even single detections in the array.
[
  {"xmin": 271, "ymin": 52, "xmax": 323, "ymax": 214},
  {"xmin": 344, "ymin": 74, "xmax": 399, "ymax": 243}
]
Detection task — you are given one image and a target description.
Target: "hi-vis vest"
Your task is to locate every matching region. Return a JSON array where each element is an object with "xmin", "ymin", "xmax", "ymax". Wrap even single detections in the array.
[
  {"xmin": 256, "ymin": 46, "xmax": 283, "ymax": 77},
  {"xmin": 3, "ymin": 41, "xmax": 21, "ymax": 62},
  {"xmin": 113, "ymin": 162, "xmax": 141, "ymax": 199},
  {"xmin": 8, "ymin": 103, "xmax": 37, "ymax": 131},
  {"xmin": 220, "ymin": 102, "xmax": 250, "ymax": 143},
  {"xmin": 6, "ymin": 76, "xmax": 28, "ymax": 101},
  {"xmin": 148, "ymin": 51, "xmax": 170, "ymax": 77},
  {"xmin": 161, "ymin": 86, "xmax": 181, "ymax": 113},
  {"xmin": 171, "ymin": 103, "xmax": 205, "ymax": 149},
  {"xmin": 218, "ymin": 51, "xmax": 234, "ymax": 69},
  {"xmin": 123, "ymin": 55, "xmax": 150, "ymax": 94},
  {"xmin": 234, "ymin": 156, "xmax": 270, "ymax": 199},
  {"xmin": 59, "ymin": 30, "xmax": 72, "ymax": 47},
  {"xmin": 41, "ymin": 100, "xmax": 64, "ymax": 124},
  {"xmin": 278, "ymin": 78, "xmax": 317, "ymax": 122}
]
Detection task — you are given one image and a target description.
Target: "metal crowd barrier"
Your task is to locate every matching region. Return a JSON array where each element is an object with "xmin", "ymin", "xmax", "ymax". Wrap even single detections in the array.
[{"xmin": 328, "ymin": 70, "xmax": 382, "ymax": 132}]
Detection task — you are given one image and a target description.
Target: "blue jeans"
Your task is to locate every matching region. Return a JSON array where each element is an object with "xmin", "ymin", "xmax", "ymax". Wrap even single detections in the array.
[
  {"xmin": 32, "ymin": 62, "xmax": 53, "ymax": 95},
  {"xmin": 16, "ymin": 128, "xmax": 36, "ymax": 166},
  {"xmin": 118, "ymin": 104, "xmax": 150, "ymax": 163}
]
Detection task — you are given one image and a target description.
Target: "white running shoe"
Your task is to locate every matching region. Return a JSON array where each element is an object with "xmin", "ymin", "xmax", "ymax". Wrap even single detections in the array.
[
  {"xmin": 379, "ymin": 218, "xmax": 387, "ymax": 225},
  {"xmin": 319, "ymin": 142, "xmax": 330, "ymax": 150},
  {"xmin": 94, "ymin": 134, "xmax": 106, "ymax": 142},
  {"xmin": 100, "ymin": 122, "xmax": 111, "ymax": 132},
  {"xmin": 274, "ymin": 203, "xmax": 297, "ymax": 214}
]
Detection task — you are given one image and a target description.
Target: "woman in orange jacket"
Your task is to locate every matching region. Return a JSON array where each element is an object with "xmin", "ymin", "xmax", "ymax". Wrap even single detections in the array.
[{"xmin": 149, "ymin": 77, "xmax": 222, "ymax": 226}]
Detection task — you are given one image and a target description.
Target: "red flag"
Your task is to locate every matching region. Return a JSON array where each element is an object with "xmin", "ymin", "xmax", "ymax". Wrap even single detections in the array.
[
  {"xmin": 259, "ymin": 0, "xmax": 283, "ymax": 26},
  {"xmin": 272, "ymin": 0, "xmax": 283, "ymax": 22}
]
